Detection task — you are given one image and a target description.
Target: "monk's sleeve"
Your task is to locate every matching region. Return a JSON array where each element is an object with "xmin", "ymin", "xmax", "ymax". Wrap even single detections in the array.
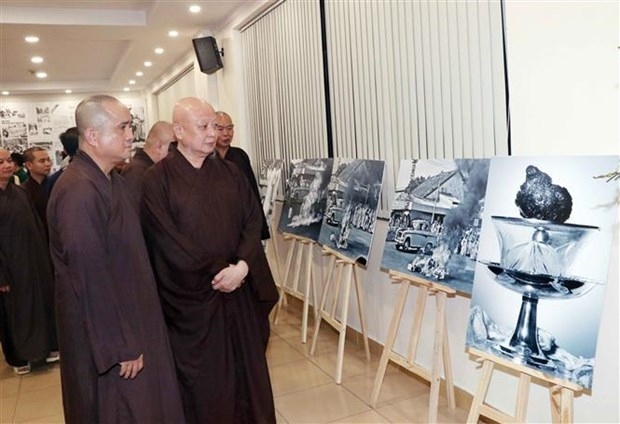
[
  {"xmin": 0, "ymin": 248, "xmax": 10, "ymax": 286},
  {"xmin": 140, "ymin": 169, "xmax": 229, "ymax": 282},
  {"xmin": 235, "ymin": 175, "xmax": 278, "ymax": 303},
  {"xmin": 52, "ymin": 184, "xmax": 141, "ymax": 374}
]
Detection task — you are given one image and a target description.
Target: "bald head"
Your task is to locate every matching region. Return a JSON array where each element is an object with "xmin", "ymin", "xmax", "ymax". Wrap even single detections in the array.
[
  {"xmin": 143, "ymin": 121, "xmax": 175, "ymax": 163},
  {"xmin": 214, "ymin": 111, "xmax": 235, "ymax": 157},
  {"xmin": 74, "ymin": 94, "xmax": 134, "ymax": 174},
  {"xmin": 172, "ymin": 97, "xmax": 218, "ymax": 166}
]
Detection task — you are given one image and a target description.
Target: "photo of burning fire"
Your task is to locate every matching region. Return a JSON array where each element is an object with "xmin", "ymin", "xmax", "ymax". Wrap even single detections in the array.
[
  {"xmin": 380, "ymin": 159, "xmax": 491, "ymax": 294},
  {"xmin": 277, "ymin": 158, "xmax": 334, "ymax": 241}
]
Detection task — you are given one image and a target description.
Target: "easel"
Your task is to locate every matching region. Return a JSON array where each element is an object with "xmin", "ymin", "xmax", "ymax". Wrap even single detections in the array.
[
  {"xmin": 466, "ymin": 347, "xmax": 583, "ymax": 423},
  {"xmin": 370, "ymin": 270, "xmax": 456, "ymax": 423},
  {"xmin": 272, "ymin": 233, "xmax": 318, "ymax": 344},
  {"xmin": 309, "ymin": 246, "xmax": 370, "ymax": 384}
]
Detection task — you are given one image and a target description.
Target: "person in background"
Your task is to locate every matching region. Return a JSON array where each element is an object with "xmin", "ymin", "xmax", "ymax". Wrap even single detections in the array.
[
  {"xmin": 23, "ymin": 147, "xmax": 52, "ymax": 231},
  {"xmin": 10, "ymin": 152, "xmax": 28, "ymax": 184},
  {"xmin": 0, "ymin": 148, "xmax": 58, "ymax": 375},
  {"xmin": 141, "ymin": 97, "xmax": 278, "ymax": 423},
  {"xmin": 121, "ymin": 120, "xmax": 175, "ymax": 206},
  {"xmin": 47, "ymin": 127, "xmax": 79, "ymax": 194},
  {"xmin": 214, "ymin": 111, "xmax": 270, "ymax": 240},
  {"xmin": 46, "ymin": 95, "xmax": 185, "ymax": 424}
]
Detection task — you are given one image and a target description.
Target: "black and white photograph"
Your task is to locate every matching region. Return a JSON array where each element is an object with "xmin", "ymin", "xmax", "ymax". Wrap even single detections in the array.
[
  {"xmin": 128, "ymin": 105, "xmax": 146, "ymax": 144},
  {"xmin": 259, "ymin": 159, "xmax": 283, "ymax": 230},
  {"xmin": 381, "ymin": 159, "xmax": 490, "ymax": 294},
  {"xmin": 277, "ymin": 158, "xmax": 333, "ymax": 241},
  {"xmin": 317, "ymin": 158, "xmax": 385, "ymax": 266},
  {"xmin": 466, "ymin": 155, "xmax": 619, "ymax": 389}
]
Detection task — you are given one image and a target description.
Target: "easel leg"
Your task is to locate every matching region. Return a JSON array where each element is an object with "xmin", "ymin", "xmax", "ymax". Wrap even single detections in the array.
[
  {"xmin": 515, "ymin": 373, "xmax": 531, "ymax": 422},
  {"xmin": 370, "ymin": 280, "xmax": 410, "ymax": 407},
  {"xmin": 442, "ymin": 313, "xmax": 456, "ymax": 410},
  {"xmin": 335, "ymin": 263, "xmax": 353, "ymax": 384},
  {"xmin": 550, "ymin": 385, "xmax": 573, "ymax": 424},
  {"xmin": 428, "ymin": 291, "xmax": 447, "ymax": 424},
  {"xmin": 274, "ymin": 238, "xmax": 296, "ymax": 324},
  {"xmin": 310, "ymin": 255, "xmax": 336, "ymax": 355},
  {"xmin": 353, "ymin": 265, "xmax": 370, "ymax": 360},
  {"xmin": 407, "ymin": 286, "xmax": 428, "ymax": 363},
  {"xmin": 301, "ymin": 242, "xmax": 313, "ymax": 344},
  {"xmin": 466, "ymin": 360, "xmax": 494, "ymax": 424}
]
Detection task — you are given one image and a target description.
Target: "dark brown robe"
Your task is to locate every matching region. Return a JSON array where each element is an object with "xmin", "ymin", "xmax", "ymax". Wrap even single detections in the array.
[
  {"xmin": 141, "ymin": 147, "xmax": 278, "ymax": 424},
  {"xmin": 121, "ymin": 148, "xmax": 154, "ymax": 209},
  {"xmin": 46, "ymin": 151, "xmax": 185, "ymax": 424},
  {"xmin": 0, "ymin": 181, "xmax": 56, "ymax": 366},
  {"xmin": 23, "ymin": 176, "xmax": 50, "ymax": 234},
  {"xmin": 223, "ymin": 146, "xmax": 270, "ymax": 240}
]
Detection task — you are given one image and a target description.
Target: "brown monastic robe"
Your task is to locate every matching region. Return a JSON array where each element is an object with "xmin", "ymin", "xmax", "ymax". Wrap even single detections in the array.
[
  {"xmin": 0, "ymin": 181, "xmax": 56, "ymax": 365},
  {"xmin": 47, "ymin": 151, "xmax": 185, "ymax": 424},
  {"xmin": 141, "ymin": 146, "xmax": 278, "ymax": 424},
  {"xmin": 121, "ymin": 148, "xmax": 154, "ymax": 209},
  {"xmin": 223, "ymin": 146, "xmax": 270, "ymax": 240}
]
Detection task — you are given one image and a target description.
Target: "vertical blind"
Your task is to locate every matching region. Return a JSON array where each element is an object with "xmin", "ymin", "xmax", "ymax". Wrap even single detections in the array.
[
  {"xmin": 241, "ymin": 0, "xmax": 329, "ymax": 182},
  {"xmin": 241, "ymin": 0, "xmax": 508, "ymax": 213}
]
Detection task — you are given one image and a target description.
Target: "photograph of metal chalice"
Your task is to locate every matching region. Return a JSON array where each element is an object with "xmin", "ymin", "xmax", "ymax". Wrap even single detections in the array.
[{"xmin": 466, "ymin": 156, "xmax": 619, "ymax": 389}]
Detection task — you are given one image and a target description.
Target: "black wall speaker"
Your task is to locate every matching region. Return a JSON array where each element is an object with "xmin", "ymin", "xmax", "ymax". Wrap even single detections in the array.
[{"xmin": 192, "ymin": 36, "xmax": 223, "ymax": 75}]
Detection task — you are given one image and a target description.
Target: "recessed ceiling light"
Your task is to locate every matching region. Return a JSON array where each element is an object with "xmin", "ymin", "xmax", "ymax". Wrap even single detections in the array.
[
  {"xmin": 136, "ymin": 71, "xmax": 144, "ymax": 77},
  {"xmin": 36, "ymin": 71, "xmax": 47, "ymax": 79},
  {"xmin": 123, "ymin": 87, "xmax": 130, "ymax": 92},
  {"xmin": 144, "ymin": 61, "xmax": 152, "ymax": 67},
  {"xmin": 65, "ymin": 89, "xmax": 72, "ymax": 94},
  {"xmin": 1, "ymin": 91, "xmax": 9, "ymax": 96},
  {"xmin": 168, "ymin": 30, "xmax": 178, "ymax": 37},
  {"xmin": 154, "ymin": 47, "xmax": 164, "ymax": 55},
  {"xmin": 25, "ymin": 36, "xmax": 39, "ymax": 43},
  {"xmin": 189, "ymin": 5, "xmax": 201, "ymax": 13},
  {"xmin": 31, "ymin": 56, "xmax": 44, "ymax": 64},
  {"xmin": 129, "ymin": 80, "xmax": 136, "ymax": 85}
]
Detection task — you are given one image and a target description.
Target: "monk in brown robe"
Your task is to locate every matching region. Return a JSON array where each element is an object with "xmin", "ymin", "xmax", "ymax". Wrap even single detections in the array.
[
  {"xmin": 0, "ymin": 148, "xmax": 57, "ymax": 375},
  {"xmin": 214, "ymin": 111, "xmax": 270, "ymax": 239},
  {"xmin": 141, "ymin": 97, "xmax": 278, "ymax": 423},
  {"xmin": 47, "ymin": 95, "xmax": 185, "ymax": 424},
  {"xmin": 121, "ymin": 120, "xmax": 174, "ymax": 207}
]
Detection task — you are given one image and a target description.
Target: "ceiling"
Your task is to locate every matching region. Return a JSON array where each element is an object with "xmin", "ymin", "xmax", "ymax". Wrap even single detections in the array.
[{"xmin": 0, "ymin": 0, "xmax": 261, "ymax": 96}]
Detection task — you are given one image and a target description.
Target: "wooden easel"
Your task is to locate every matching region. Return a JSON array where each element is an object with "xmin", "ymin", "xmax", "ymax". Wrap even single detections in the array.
[
  {"xmin": 272, "ymin": 233, "xmax": 318, "ymax": 344},
  {"xmin": 265, "ymin": 224, "xmax": 284, "ymax": 302},
  {"xmin": 370, "ymin": 270, "xmax": 456, "ymax": 423},
  {"xmin": 466, "ymin": 347, "xmax": 583, "ymax": 423},
  {"xmin": 309, "ymin": 246, "xmax": 370, "ymax": 384}
]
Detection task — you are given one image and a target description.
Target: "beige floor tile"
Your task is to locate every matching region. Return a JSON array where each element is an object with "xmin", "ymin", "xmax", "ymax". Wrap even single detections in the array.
[
  {"xmin": 19, "ymin": 413, "xmax": 64, "ymax": 423},
  {"xmin": 276, "ymin": 383, "xmax": 370, "ymax": 423},
  {"xmin": 273, "ymin": 323, "xmax": 308, "ymax": 340},
  {"xmin": 376, "ymin": 392, "xmax": 467, "ymax": 424},
  {"xmin": 328, "ymin": 409, "xmax": 390, "ymax": 423},
  {"xmin": 309, "ymin": 343, "xmax": 378, "ymax": 382},
  {"xmin": 267, "ymin": 338, "xmax": 308, "ymax": 367},
  {"xmin": 341, "ymin": 364, "xmax": 430, "ymax": 408},
  {"xmin": 276, "ymin": 410, "xmax": 288, "ymax": 424},
  {"xmin": 0, "ymin": 375, "xmax": 21, "ymax": 398},
  {"xmin": 283, "ymin": 326, "xmax": 341, "ymax": 358},
  {"xmin": 269, "ymin": 359, "xmax": 333, "ymax": 396},
  {"xmin": 1, "ymin": 394, "xmax": 17, "ymax": 423},
  {"xmin": 19, "ymin": 368, "xmax": 61, "ymax": 394},
  {"xmin": 13, "ymin": 387, "xmax": 63, "ymax": 423}
]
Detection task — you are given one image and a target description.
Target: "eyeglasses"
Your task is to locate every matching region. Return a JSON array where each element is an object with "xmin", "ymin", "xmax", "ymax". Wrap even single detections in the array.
[{"xmin": 215, "ymin": 124, "xmax": 234, "ymax": 132}]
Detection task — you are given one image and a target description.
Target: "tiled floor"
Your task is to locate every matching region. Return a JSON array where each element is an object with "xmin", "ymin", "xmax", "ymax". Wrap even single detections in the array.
[{"xmin": 0, "ymin": 305, "xmax": 468, "ymax": 423}]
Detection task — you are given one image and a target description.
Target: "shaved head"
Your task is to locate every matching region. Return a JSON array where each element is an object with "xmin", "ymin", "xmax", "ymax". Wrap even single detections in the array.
[
  {"xmin": 172, "ymin": 97, "xmax": 218, "ymax": 166},
  {"xmin": 74, "ymin": 94, "xmax": 134, "ymax": 174},
  {"xmin": 143, "ymin": 121, "xmax": 175, "ymax": 163}
]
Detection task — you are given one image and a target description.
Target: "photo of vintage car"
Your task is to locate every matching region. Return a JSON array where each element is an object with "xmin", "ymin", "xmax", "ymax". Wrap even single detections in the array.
[
  {"xmin": 324, "ymin": 205, "xmax": 345, "ymax": 226},
  {"xmin": 394, "ymin": 228, "xmax": 436, "ymax": 254}
]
